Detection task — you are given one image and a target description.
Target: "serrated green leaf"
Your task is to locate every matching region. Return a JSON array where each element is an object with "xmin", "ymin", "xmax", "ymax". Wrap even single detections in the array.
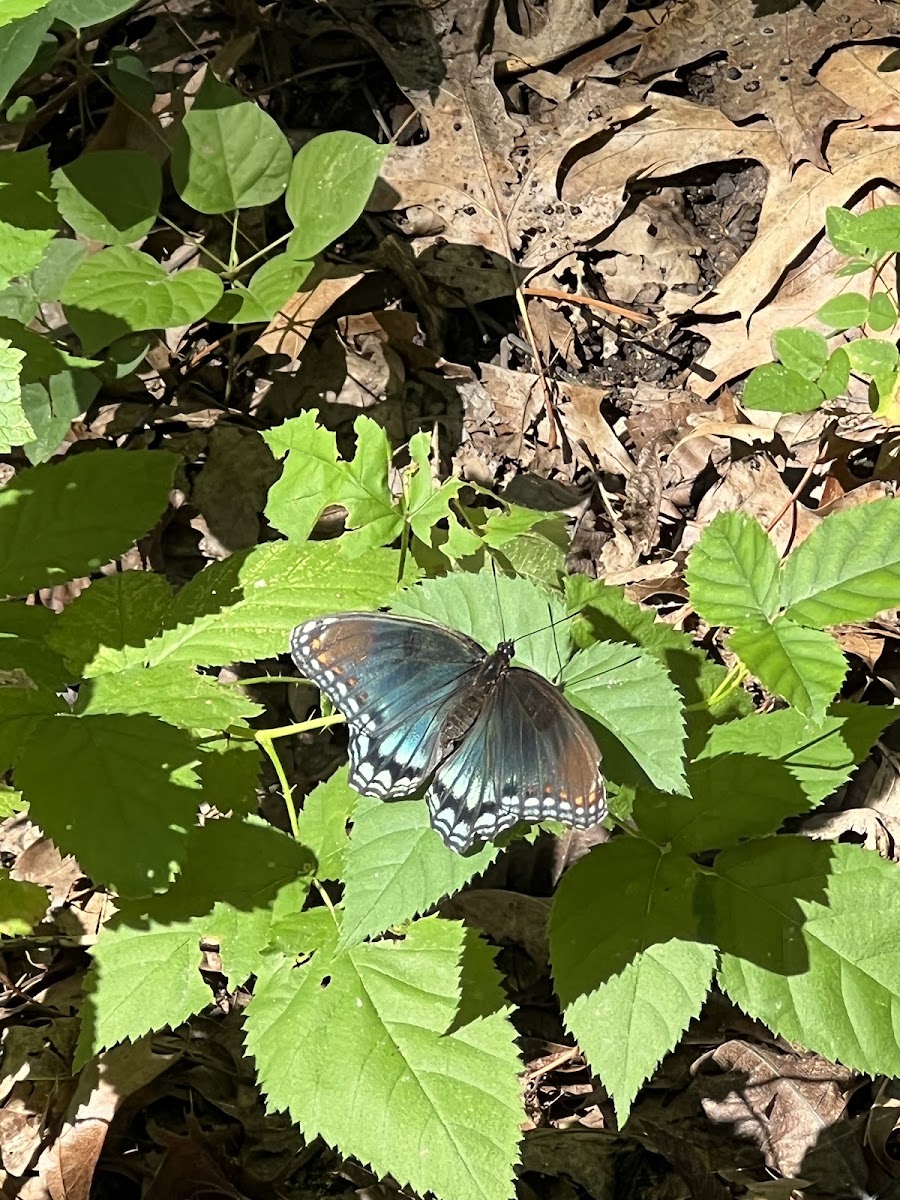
[
  {"xmin": 729, "ymin": 618, "xmax": 847, "ymax": 721},
  {"xmin": 817, "ymin": 347, "xmax": 850, "ymax": 401},
  {"xmin": 742, "ymin": 362, "xmax": 823, "ymax": 413},
  {"xmin": 773, "ymin": 328, "xmax": 828, "ymax": 380},
  {"xmin": 0, "ymin": 603, "xmax": 68, "ymax": 690},
  {"xmin": 0, "ymin": 685, "xmax": 65, "ymax": 773},
  {"xmin": 339, "ymin": 795, "xmax": 498, "ymax": 948},
  {"xmin": 47, "ymin": 570, "xmax": 173, "ymax": 677},
  {"xmin": 867, "ymin": 292, "xmax": 898, "ymax": 333},
  {"xmin": 0, "ymin": 449, "xmax": 176, "ymax": 599},
  {"xmin": 686, "ymin": 511, "xmax": 781, "ymax": 626},
  {"xmin": 0, "ymin": 869, "xmax": 48, "ymax": 934},
  {"xmin": 0, "ymin": 335, "xmax": 31, "ymax": 451},
  {"xmin": 550, "ymin": 838, "xmax": 714, "ymax": 1122},
  {"xmin": 196, "ymin": 736, "xmax": 260, "ymax": 818},
  {"xmin": 843, "ymin": 337, "xmax": 899, "ymax": 376},
  {"xmin": 210, "ymin": 254, "xmax": 313, "ymax": 325},
  {"xmin": 14, "ymin": 713, "xmax": 201, "ymax": 896},
  {"xmin": 782, "ymin": 497, "xmax": 900, "ymax": 627},
  {"xmin": 53, "ymin": 151, "xmax": 161, "ymax": 245},
  {"xmin": 245, "ymin": 916, "xmax": 523, "ymax": 1200},
  {"xmin": 171, "ymin": 73, "xmax": 291, "ymax": 214},
  {"xmin": 0, "ymin": 148, "xmax": 57, "ymax": 290},
  {"xmin": 296, "ymin": 767, "xmax": 357, "ymax": 881},
  {"xmin": 61, "ymin": 245, "xmax": 223, "ymax": 354},
  {"xmin": 817, "ymin": 293, "xmax": 870, "ymax": 331},
  {"xmin": 404, "ymin": 431, "xmax": 481, "ymax": 558},
  {"xmin": 0, "ymin": 784, "xmax": 26, "ymax": 818},
  {"xmin": 77, "ymin": 663, "xmax": 263, "ymax": 733},
  {"xmin": 714, "ymin": 837, "xmax": 900, "ymax": 1078},
  {"xmin": 286, "ymin": 132, "xmax": 388, "ymax": 259},
  {"xmin": 143, "ymin": 540, "xmax": 400, "ymax": 668},
  {"xmin": 562, "ymin": 641, "xmax": 685, "ymax": 793}
]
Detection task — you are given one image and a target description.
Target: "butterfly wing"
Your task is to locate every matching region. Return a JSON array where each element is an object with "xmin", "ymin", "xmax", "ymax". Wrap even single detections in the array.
[
  {"xmin": 427, "ymin": 666, "xmax": 606, "ymax": 852},
  {"xmin": 291, "ymin": 613, "xmax": 485, "ymax": 798}
]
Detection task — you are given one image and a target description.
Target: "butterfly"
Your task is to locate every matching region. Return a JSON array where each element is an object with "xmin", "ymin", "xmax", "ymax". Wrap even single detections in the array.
[{"xmin": 290, "ymin": 611, "xmax": 606, "ymax": 853}]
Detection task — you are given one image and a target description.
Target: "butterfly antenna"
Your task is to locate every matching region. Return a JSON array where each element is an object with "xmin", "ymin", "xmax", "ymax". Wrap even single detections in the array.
[
  {"xmin": 491, "ymin": 557, "xmax": 509, "ymax": 645},
  {"xmin": 515, "ymin": 609, "xmax": 582, "ymax": 644}
]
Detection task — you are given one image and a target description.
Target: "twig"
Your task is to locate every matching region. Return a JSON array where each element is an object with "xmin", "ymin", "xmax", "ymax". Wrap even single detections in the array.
[{"xmin": 522, "ymin": 286, "xmax": 653, "ymax": 327}]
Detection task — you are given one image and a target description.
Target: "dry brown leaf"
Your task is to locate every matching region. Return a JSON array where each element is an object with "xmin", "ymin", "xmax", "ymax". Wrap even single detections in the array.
[
  {"xmin": 557, "ymin": 383, "xmax": 634, "ymax": 476},
  {"xmin": 494, "ymin": 0, "xmax": 626, "ymax": 71},
  {"xmin": 672, "ymin": 421, "xmax": 777, "ymax": 452},
  {"xmin": 802, "ymin": 808, "xmax": 899, "ymax": 859},
  {"xmin": 631, "ymin": 0, "xmax": 900, "ymax": 168},
  {"xmin": 248, "ymin": 269, "xmax": 364, "ymax": 364},
  {"xmin": 819, "ymin": 43, "xmax": 900, "ymax": 122}
]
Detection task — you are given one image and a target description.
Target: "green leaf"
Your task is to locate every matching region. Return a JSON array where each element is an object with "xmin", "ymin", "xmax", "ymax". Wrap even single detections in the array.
[
  {"xmin": 142, "ymin": 540, "xmax": 400, "ymax": 668},
  {"xmin": 0, "ymin": 148, "xmax": 57, "ymax": 290},
  {"xmin": 53, "ymin": 0, "xmax": 141, "ymax": 28},
  {"xmin": 782, "ymin": 497, "xmax": 900, "ymax": 627},
  {"xmin": 817, "ymin": 293, "xmax": 870, "ymax": 331},
  {"xmin": 286, "ymin": 132, "xmax": 388, "ymax": 259},
  {"xmin": 61, "ymin": 245, "xmax": 223, "ymax": 354},
  {"xmin": 867, "ymin": 292, "xmax": 898, "ymax": 333},
  {"xmin": 210, "ymin": 254, "xmax": 312, "ymax": 324},
  {"xmin": 14, "ymin": 714, "xmax": 201, "ymax": 896},
  {"xmin": 843, "ymin": 337, "xmax": 899, "ymax": 376},
  {"xmin": 729, "ymin": 618, "xmax": 847, "ymax": 721},
  {"xmin": 21, "ymin": 368, "xmax": 99, "ymax": 465},
  {"xmin": 0, "ymin": 784, "xmax": 26, "ymax": 818},
  {"xmin": 742, "ymin": 362, "xmax": 823, "ymax": 414},
  {"xmin": 0, "ymin": 12, "xmax": 56, "ymax": 109},
  {"xmin": 852, "ymin": 206, "xmax": 900, "ymax": 258},
  {"xmin": 773, "ymin": 328, "xmax": 828, "ymax": 380},
  {"xmin": 0, "ymin": 0, "xmax": 52, "ymax": 24},
  {"xmin": 714, "ymin": 837, "xmax": 900, "ymax": 1078},
  {"xmin": 171, "ymin": 73, "xmax": 292, "ymax": 214},
  {"xmin": 264, "ymin": 411, "xmax": 398, "ymax": 550},
  {"xmin": 561, "ymin": 641, "xmax": 686, "ymax": 794},
  {"xmin": 52, "ymin": 151, "xmax": 161, "ymax": 245},
  {"xmin": 76, "ymin": 816, "xmax": 314, "ymax": 1064},
  {"xmin": 245, "ymin": 916, "xmax": 523, "ymax": 1200},
  {"xmin": 47, "ymin": 570, "xmax": 173, "ymax": 677},
  {"xmin": 817, "ymin": 347, "xmax": 850, "ymax": 401},
  {"xmin": 0, "ymin": 449, "xmax": 176, "ymax": 599},
  {"xmin": 0, "ymin": 602, "xmax": 68, "ymax": 690},
  {"xmin": 826, "ymin": 206, "xmax": 866, "ymax": 256},
  {"xmin": 340, "ymin": 795, "xmax": 498, "ymax": 948},
  {"xmin": 106, "ymin": 47, "xmax": 155, "ymax": 110},
  {"xmin": 686, "ymin": 511, "xmax": 780, "ymax": 626},
  {"xmin": 295, "ymin": 767, "xmax": 357, "ymax": 881},
  {"xmin": 550, "ymin": 838, "xmax": 714, "ymax": 1122},
  {"xmin": 0, "ymin": 335, "xmax": 32, "ymax": 451},
  {"xmin": 404, "ymin": 431, "xmax": 481, "ymax": 558},
  {"xmin": 0, "ymin": 869, "xmax": 48, "ymax": 934},
  {"xmin": 77, "ymin": 664, "xmax": 263, "ymax": 733}
]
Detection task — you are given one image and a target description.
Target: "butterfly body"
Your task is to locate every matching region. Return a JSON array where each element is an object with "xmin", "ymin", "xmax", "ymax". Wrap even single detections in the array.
[{"xmin": 291, "ymin": 612, "xmax": 606, "ymax": 852}]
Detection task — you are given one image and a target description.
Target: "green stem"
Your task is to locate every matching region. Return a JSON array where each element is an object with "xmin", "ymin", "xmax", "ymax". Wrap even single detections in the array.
[
  {"xmin": 686, "ymin": 661, "xmax": 748, "ymax": 712},
  {"xmin": 222, "ymin": 675, "xmax": 306, "ymax": 687},
  {"xmin": 229, "ymin": 211, "xmax": 240, "ymax": 271},
  {"xmin": 158, "ymin": 214, "xmax": 230, "ymax": 272},
  {"xmin": 254, "ymin": 714, "xmax": 346, "ymax": 839},
  {"xmin": 233, "ymin": 229, "xmax": 293, "ymax": 274}
]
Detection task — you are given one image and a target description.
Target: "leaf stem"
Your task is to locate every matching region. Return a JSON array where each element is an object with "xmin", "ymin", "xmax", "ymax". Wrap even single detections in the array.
[{"xmin": 255, "ymin": 715, "xmax": 346, "ymax": 838}]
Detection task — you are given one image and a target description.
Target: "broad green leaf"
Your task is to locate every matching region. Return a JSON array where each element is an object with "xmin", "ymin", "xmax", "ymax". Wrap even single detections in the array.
[
  {"xmin": 0, "ymin": 0, "xmax": 52, "ymax": 25},
  {"xmin": 729, "ymin": 618, "xmax": 847, "ymax": 721},
  {"xmin": 264, "ymin": 411, "xmax": 398, "ymax": 550},
  {"xmin": 15, "ymin": 713, "xmax": 201, "ymax": 896},
  {"xmin": 77, "ymin": 664, "xmax": 263, "ymax": 733},
  {"xmin": 0, "ymin": 147, "xmax": 57, "ymax": 290},
  {"xmin": 339, "ymin": 795, "xmax": 498, "ymax": 948},
  {"xmin": 782, "ymin": 497, "xmax": 900, "ymax": 627},
  {"xmin": 76, "ymin": 816, "xmax": 314, "ymax": 1064},
  {"xmin": 245, "ymin": 916, "xmax": 523, "ymax": 1200},
  {"xmin": 634, "ymin": 704, "xmax": 895, "ymax": 853},
  {"xmin": 0, "ymin": 12, "xmax": 54, "ymax": 108},
  {"xmin": 562, "ymin": 641, "xmax": 685, "ymax": 794},
  {"xmin": 0, "ymin": 602, "xmax": 68, "ymax": 690},
  {"xmin": 196, "ymin": 736, "xmax": 260, "ymax": 818},
  {"xmin": 825, "ymin": 206, "xmax": 866, "ymax": 256},
  {"xmin": 686, "ymin": 511, "xmax": 780, "ymax": 626},
  {"xmin": 21, "ymin": 368, "xmax": 99, "ymax": 465},
  {"xmin": 0, "ymin": 684, "xmax": 66, "ymax": 773},
  {"xmin": 53, "ymin": 150, "xmax": 161, "ymax": 245},
  {"xmin": 286, "ymin": 132, "xmax": 388, "ymax": 259},
  {"xmin": 142, "ymin": 540, "xmax": 400, "ymax": 668},
  {"xmin": 210, "ymin": 254, "xmax": 312, "ymax": 324},
  {"xmin": 817, "ymin": 347, "xmax": 850, "ymax": 401},
  {"xmin": 0, "ymin": 449, "xmax": 176, "ymax": 599},
  {"xmin": 773, "ymin": 328, "xmax": 827, "ymax": 380},
  {"xmin": 550, "ymin": 838, "xmax": 714, "ymax": 1122},
  {"xmin": 817, "ymin": 293, "xmax": 869, "ymax": 331},
  {"xmin": 0, "ymin": 316, "xmax": 97, "ymax": 380},
  {"xmin": 714, "ymin": 837, "xmax": 900, "ymax": 1078},
  {"xmin": 843, "ymin": 337, "xmax": 899, "ymax": 376},
  {"xmin": 0, "ymin": 336, "xmax": 31, "ymax": 451},
  {"xmin": 61, "ymin": 245, "xmax": 223, "ymax": 354},
  {"xmin": 53, "ymin": 0, "xmax": 141, "ymax": 28},
  {"xmin": 852, "ymin": 206, "xmax": 900, "ymax": 258},
  {"xmin": 495, "ymin": 523, "xmax": 566, "ymax": 588},
  {"xmin": 171, "ymin": 73, "xmax": 291, "ymax": 214},
  {"xmin": 868, "ymin": 292, "xmax": 898, "ymax": 333},
  {"xmin": 106, "ymin": 46, "xmax": 154, "ymax": 109},
  {"xmin": 0, "ymin": 869, "xmax": 48, "ymax": 934},
  {"xmin": 296, "ymin": 767, "xmax": 357, "ymax": 881},
  {"xmin": 742, "ymin": 362, "xmax": 822, "ymax": 413}
]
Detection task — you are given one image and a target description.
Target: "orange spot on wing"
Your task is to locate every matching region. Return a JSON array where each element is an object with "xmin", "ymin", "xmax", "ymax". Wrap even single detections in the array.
[{"xmin": 310, "ymin": 638, "xmax": 321, "ymax": 651}]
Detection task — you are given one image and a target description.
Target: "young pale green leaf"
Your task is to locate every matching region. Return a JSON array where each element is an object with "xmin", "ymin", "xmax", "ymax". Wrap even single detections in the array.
[
  {"xmin": 817, "ymin": 347, "xmax": 850, "ymax": 401},
  {"xmin": 782, "ymin": 497, "xmax": 900, "ymax": 627},
  {"xmin": 686, "ymin": 511, "xmax": 781, "ymax": 626},
  {"xmin": 0, "ymin": 148, "xmax": 57, "ymax": 289},
  {"xmin": 0, "ymin": 869, "xmax": 48, "ymax": 934},
  {"xmin": 15, "ymin": 713, "xmax": 201, "ymax": 896},
  {"xmin": 816, "ymin": 293, "xmax": 870, "ymax": 331},
  {"xmin": 52, "ymin": 150, "xmax": 161, "ymax": 245},
  {"xmin": 61, "ymin": 246, "xmax": 223, "ymax": 354},
  {"xmin": 742, "ymin": 363, "xmax": 823, "ymax": 413},
  {"xmin": 210, "ymin": 254, "xmax": 313, "ymax": 325},
  {"xmin": 714, "ymin": 837, "xmax": 900, "ymax": 1078},
  {"xmin": 77, "ymin": 664, "xmax": 263, "ymax": 733},
  {"xmin": 286, "ymin": 132, "xmax": 389, "ymax": 259},
  {"xmin": 264, "ymin": 411, "xmax": 398, "ymax": 550},
  {"xmin": 867, "ymin": 292, "xmax": 898, "ymax": 333},
  {"xmin": 728, "ymin": 618, "xmax": 847, "ymax": 721},
  {"xmin": 143, "ymin": 540, "xmax": 400, "ymax": 668},
  {"xmin": 843, "ymin": 337, "xmax": 899, "ymax": 376},
  {"xmin": 245, "ymin": 916, "xmax": 523, "ymax": 1200},
  {"xmin": 0, "ymin": 336, "xmax": 32, "ymax": 451},
  {"xmin": 295, "ymin": 767, "xmax": 357, "ymax": 882},
  {"xmin": 403, "ymin": 431, "xmax": 481, "ymax": 559},
  {"xmin": 47, "ymin": 570, "xmax": 173, "ymax": 677},
  {"xmin": 0, "ymin": 785, "xmax": 24, "ymax": 819},
  {"xmin": 0, "ymin": 449, "xmax": 175, "ymax": 599},
  {"xmin": 339, "ymin": 795, "xmax": 498, "ymax": 948},
  {"xmin": 550, "ymin": 838, "xmax": 714, "ymax": 1122},
  {"xmin": 170, "ymin": 73, "xmax": 292, "ymax": 214},
  {"xmin": 773, "ymin": 328, "xmax": 828, "ymax": 380},
  {"xmin": 561, "ymin": 641, "xmax": 685, "ymax": 794}
]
